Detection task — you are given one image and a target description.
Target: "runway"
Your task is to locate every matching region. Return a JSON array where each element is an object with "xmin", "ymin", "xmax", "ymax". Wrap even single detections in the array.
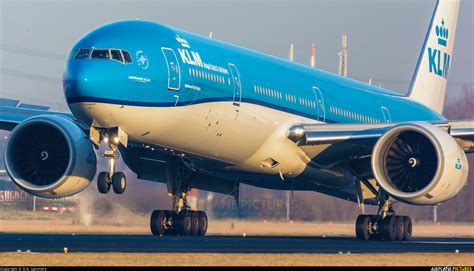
[{"xmin": 1, "ymin": 233, "xmax": 473, "ymax": 253}]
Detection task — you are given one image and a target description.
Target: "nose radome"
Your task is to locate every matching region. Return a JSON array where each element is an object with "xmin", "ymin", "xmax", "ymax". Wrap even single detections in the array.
[{"xmin": 63, "ymin": 61, "xmax": 96, "ymax": 103}]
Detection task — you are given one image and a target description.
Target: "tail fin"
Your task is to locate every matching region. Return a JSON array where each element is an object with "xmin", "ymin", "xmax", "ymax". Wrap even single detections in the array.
[{"xmin": 407, "ymin": 0, "xmax": 460, "ymax": 114}]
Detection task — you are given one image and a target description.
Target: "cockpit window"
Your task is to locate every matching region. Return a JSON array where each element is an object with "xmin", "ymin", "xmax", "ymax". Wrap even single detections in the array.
[
  {"xmin": 122, "ymin": 51, "xmax": 132, "ymax": 64},
  {"xmin": 74, "ymin": 49, "xmax": 91, "ymax": 59},
  {"xmin": 68, "ymin": 49, "xmax": 79, "ymax": 60},
  {"xmin": 91, "ymin": 49, "xmax": 110, "ymax": 59},
  {"xmin": 72, "ymin": 48, "xmax": 132, "ymax": 64},
  {"xmin": 111, "ymin": 49, "xmax": 123, "ymax": 62}
]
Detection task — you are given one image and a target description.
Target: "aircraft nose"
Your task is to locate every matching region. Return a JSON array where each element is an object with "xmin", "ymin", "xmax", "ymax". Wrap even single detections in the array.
[{"xmin": 63, "ymin": 61, "xmax": 96, "ymax": 104}]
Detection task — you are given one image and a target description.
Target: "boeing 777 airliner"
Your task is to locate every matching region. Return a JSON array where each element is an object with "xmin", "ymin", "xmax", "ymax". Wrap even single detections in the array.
[{"xmin": 1, "ymin": 0, "xmax": 472, "ymax": 241}]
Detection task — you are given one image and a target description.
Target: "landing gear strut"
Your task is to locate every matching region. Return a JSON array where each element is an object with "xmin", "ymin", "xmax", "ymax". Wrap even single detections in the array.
[
  {"xmin": 355, "ymin": 197, "xmax": 412, "ymax": 241},
  {"xmin": 150, "ymin": 161, "xmax": 208, "ymax": 236},
  {"xmin": 97, "ymin": 130, "xmax": 126, "ymax": 194}
]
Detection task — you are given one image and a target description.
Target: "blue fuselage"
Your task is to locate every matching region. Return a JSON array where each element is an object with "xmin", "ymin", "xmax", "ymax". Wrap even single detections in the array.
[{"xmin": 64, "ymin": 20, "xmax": 445, "ymax": 125}]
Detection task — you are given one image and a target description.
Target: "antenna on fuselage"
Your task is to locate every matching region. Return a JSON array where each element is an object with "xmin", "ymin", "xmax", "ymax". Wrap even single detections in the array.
[{"xmin": 209, "ymin": 31, "xmax": 213, "ymax": 38}]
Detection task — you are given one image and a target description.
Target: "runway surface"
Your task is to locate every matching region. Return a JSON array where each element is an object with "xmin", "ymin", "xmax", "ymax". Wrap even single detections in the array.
[{"xmin": 0, "ymin": 233, "xmax": 473, "ymax": 253}]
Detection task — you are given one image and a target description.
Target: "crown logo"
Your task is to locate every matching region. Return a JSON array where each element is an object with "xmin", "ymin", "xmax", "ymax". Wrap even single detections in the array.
[
  {"xmin": 175, "ymin": 35, "xmax": 190, "ymax": 48},
  {"xmin": 435, "ymin": 19, "xmax": 448, "ymax": 47}
]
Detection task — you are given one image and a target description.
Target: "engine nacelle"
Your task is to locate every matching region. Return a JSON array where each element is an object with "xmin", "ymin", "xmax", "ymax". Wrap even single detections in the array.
[
  {"xmin": 4, "ymin": 115, "xmax": 97, "ymax": 198},
  {"xmin": 372, "ymin": 122, "xmax": 468, "ymax": 205}
]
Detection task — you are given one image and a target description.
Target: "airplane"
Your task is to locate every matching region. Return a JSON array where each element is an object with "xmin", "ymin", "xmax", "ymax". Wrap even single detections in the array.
[{"xmin": 1, "ymin": 0, "xmax": 472, "ymax": 241}]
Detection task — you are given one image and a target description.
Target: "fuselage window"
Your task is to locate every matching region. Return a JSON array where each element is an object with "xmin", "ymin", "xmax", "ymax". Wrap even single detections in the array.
[{"xmin": 74, "ymin": 48, "xmax": 91, "ymax": 59}]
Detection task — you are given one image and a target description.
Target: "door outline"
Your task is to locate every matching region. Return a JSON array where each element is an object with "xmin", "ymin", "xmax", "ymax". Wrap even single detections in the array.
[
  {"xmin": 161, "ymin": 47, "xmax": 181, "ymax": 91},
  {"xmin": 228, "ymin": 63, "xmax": 242, "ymax": 106},
  {"xmin": 312, "ymin": 86, "xmax": 326, "ymax": 122},
  {"xmin": 381, "ymin": 106, "xmax": 392, "ymax": 122}
]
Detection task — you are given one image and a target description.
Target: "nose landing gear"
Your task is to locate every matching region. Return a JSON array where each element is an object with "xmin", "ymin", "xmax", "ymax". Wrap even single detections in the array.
[{"xmin": 97, "ymin": 131, "xmax": 126, "ymax": 194}]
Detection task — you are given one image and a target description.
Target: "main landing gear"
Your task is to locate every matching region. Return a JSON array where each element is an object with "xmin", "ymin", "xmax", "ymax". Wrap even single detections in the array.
[
  {"xmin": 150, "ymin": 161, "xmax": 208, "ymax": 236},
  {"xmin": 355, "ymin": 198, "xmax": 412, "ymax": 241},
  {"xmin": 97, "ymin": 132, "xmax": 127, "ymax": 194},
  {"xmin": 150, "ymin": 201, "xmax": 208, "ymax": 237}
]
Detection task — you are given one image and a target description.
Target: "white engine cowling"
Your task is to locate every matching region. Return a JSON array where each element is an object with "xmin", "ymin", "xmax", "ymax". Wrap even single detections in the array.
[
  {"xmin": 4, "ymin": 115, "xmax": 97, "ymax": 198},
  {"xmin": 371, "ymin": 122, "xmax": 468, "ymax": 205}
]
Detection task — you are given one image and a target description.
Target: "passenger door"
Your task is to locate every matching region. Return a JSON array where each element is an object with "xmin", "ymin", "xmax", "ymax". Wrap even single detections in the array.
[
  {"xmin": 161, "ymin": 48, "xmax": 181, "ymax": 91},
  {"xmin": 381, "ymin": 106, "xmax": 392, "ymax": 122},
  {"xmin": 312, "ymin": 86, "xmax": 326, "ymax": 122},
  {"xmin": 228, "ymin": 63, "xmax": 242, "ymax": 107}
]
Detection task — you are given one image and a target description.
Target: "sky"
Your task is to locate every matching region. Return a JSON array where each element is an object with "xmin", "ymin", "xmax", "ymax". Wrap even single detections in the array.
[{"xmin": 0, "ymin": 0, "xmax": 473, "ymax": 111}]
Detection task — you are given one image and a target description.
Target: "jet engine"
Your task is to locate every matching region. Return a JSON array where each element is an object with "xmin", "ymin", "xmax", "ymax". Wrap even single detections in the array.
[
  {"xmin": 4, "ymin": 115, "xmax": 97, "ymax": 198},
  {"xmin": 371, "ymin": 122, "xmax": 468, "ymax": 205}
]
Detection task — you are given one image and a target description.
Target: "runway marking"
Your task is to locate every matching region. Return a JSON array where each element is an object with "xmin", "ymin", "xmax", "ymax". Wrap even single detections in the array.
[{"xmin": 0, "ymin": 233, "xmax": 473, "ymax": 253}]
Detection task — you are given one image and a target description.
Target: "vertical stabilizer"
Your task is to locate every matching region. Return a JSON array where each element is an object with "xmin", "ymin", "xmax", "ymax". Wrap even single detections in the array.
[{"xmin": 407, "ymin": 0, "xmax": 460, "ymax": 113}]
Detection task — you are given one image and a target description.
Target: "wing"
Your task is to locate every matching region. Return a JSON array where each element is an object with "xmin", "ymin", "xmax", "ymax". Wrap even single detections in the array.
[
  {"xmin": 286, "ymin": 120, "xmax": 474, "ymax": 204},
  {"xmin": 0, "ymin": 98, "xmax": 76, "ymax": 131},
  {"xmin": 287, "ymin": 119, "xmax": 474, "ymax": 174},
  {"xmin": 288, "ymin": 120, "xmax": 474, "ymax": 153}
]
